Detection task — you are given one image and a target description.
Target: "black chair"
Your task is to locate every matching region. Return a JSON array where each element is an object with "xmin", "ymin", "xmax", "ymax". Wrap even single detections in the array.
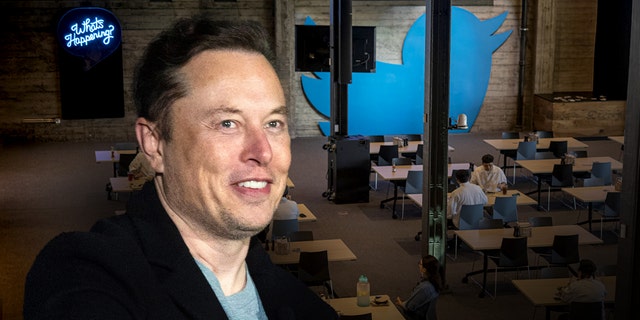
[
  {"xmin": 339, "ymin": 314, "xmax": 372, "ymax": 320},
  {"xmin": 270, "ymin": 219, "xmax": 298, "ymax": 240},
  {"xmin": 539, "ymin": 234, "xmax": 580, "ymax": 276},
  {"xmin": 548, "ymin": 140, "xmax": 567, "ymax": 158},
  {"xmin": 535, "ymin": 130, "xmax": 554, "ymax": 138},
  {"xmin": 528, "ymin": 216, "xmax": 553, "ymax": 227},
  {"xmin": 366, "ymin": 135, "xmax": 385, "ymax": 142},
  {"xmin": 502, "ymin": 131, "xmax": 520, "ymax": 139},
  {"xmin": 415, "ymin": 144, "xmax": 424, "ymax": 165},
  {"xmin": 568, "ymin": 301, "xmax": 604, "ymax": 320},
  {"xmin": 499, "ymin": 132, "xmax": 519, "ymax": 171},
  {"xmin": 542, "ymin": 164, "xmax": 575, "ymax": 211},
  {"xmin": 572, "ymin": 150, "xmax": 588, "ymax": 158},
  {"xmin": 288, "ymin": 231, "xmax": 314, "ymax": 242},
  {"xmin": 487, "ymin": 237, "xmax": 530, "ymax": 297},
  {"xmin": 510, "ymin": 141, "xmax": 536, "ymax": 184},
  {"xmin": 598, "ymin": 192, "xmax": 621, "ymax": 238},
  {"xmin": 400, "ymin": 134, "xmax": 422, "ymax": 141},
  {"xmin": 478, "ymin": 218, "xmax": 505, "ymax": 229},
  {"xmin": 116, "ymin": 153, "xmax": 136, "ymax": 177},
  {"xmin": 298, "ymin": 250, "xmax": 334, "ymax": 298},
  {"xmin": 377, "ymin": 145, "xmax": 399, "ymax": 166},
  {"xmin": 386, "ymin": 158, "xmax": 413, "ymax": 217},
  {"xmin": 367, "ymin": 135, "xmax": 385, "ymax": 162}
]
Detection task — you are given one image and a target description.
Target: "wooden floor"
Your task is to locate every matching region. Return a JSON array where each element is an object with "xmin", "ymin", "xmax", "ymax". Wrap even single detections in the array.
[{"xmin": 0, "ymin": 133, "xmax": 623, "ymax": 320}]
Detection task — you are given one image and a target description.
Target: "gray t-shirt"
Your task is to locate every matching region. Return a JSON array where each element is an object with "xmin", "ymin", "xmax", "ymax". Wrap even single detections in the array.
[{"xmin": 195, "ymin": 259, "xmax": 267, "ymax": 320}]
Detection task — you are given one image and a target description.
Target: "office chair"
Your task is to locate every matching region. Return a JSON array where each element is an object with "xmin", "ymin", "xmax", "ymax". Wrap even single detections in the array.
[
  {"xmin": 548, "ymin": 140, "xmax": 568, "ymax": 158},
  {"xmin": 492, "ymin": 196, "xmax": 518, "ymax": 226},
  {"xmin": 452, "ymin": 204, "xmax": 485, "ymax": 260},
  {"xmin": 542, "ymin": 164, "xmax": 575, "ymax": 211},
  {"xmin": 498, "ymin": 131, "xmax": 519, "ymax": 171},
  {"xmin": 487, "ymin": 237, "xmax": 530, "ymax": 297},
  {"xmin": 511, "ymin": 141, "xmax": 536, "ymax": 184},
  {"xmin": 599, "ymin": 192, "xmax": 621, "ymax": 238},
  {"xmin": 288, "ymin": 231, "xmax": 314, "ymax": 242},
  {"xmin": 298, "ymin": 250, "xmax": 334, "ymax": 298},
  {"xmin": 399, "ymin": 170, "xmax": 422, "ymax": 220}
]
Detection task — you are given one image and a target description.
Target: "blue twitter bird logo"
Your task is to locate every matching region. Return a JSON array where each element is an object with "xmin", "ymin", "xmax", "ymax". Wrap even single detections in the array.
[{"xmin": 301, "ymin": 7, "xmax": 512, "ymax": 135}]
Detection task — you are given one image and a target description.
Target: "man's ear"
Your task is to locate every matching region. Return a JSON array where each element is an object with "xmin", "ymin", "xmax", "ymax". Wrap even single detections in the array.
[{"xmin": 135, "ymin": 118, "xmax": 164, "ymax": 174}]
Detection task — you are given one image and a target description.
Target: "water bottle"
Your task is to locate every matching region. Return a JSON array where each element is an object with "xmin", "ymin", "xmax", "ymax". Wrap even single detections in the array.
[{"xmin": 356, "ymin": 275, "xmax": 370, "ymax": 307}]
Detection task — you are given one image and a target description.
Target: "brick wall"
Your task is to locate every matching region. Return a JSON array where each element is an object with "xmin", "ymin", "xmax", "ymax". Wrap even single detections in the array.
[{"xmin": 0, "ymin": 0, "xmax": 599, "ymax": 141}]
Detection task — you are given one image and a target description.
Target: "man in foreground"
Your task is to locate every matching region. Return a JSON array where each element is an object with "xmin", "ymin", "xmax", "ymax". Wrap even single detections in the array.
[{"xmin": 24, "ymin": 17, "xmax": 337, "ymax": 319}]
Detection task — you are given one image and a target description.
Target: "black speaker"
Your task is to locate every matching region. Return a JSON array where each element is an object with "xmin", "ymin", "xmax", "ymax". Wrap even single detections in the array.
[
  {"xmin": 592, "ymin": 0, "xmax": 632, "ymax": 100},
  {"xmin": 330, "ymin": 136, "xmax": 370, "ymax": 204}
]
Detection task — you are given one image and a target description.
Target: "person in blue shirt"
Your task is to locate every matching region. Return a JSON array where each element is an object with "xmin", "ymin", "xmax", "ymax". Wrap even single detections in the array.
[{"xmin": 395, "ymin": 255, "xmax": 443, "ymax": 320}]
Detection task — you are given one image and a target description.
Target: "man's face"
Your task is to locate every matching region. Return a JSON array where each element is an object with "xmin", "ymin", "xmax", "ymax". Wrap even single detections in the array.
[
  {"xmin": 482, "ymin": 162, "xmax": 492, "ymax": 171},
  {"xmin": 155, "ymin": 50, "xmax": 290, "ymax": 240}
]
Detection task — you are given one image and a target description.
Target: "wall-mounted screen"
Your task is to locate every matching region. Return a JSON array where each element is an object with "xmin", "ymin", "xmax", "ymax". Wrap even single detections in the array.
[{"xmin": 295, "ymin": 25, "xmax": 376, "ymax": 73}]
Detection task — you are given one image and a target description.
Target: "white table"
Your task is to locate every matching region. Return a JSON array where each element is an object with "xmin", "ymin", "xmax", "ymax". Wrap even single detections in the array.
[
  {"xmin": 327, "ymin": 295, "xmax": 404, "ymax": 320},
  {"xmin": 109, "ymin": 177, "xmax": 146, "ymax": 192},
  {"xmin": 297, "ymin": 203, "xmax": 317, "ymax": 222},
  {"xmin": 407, "ymin": 189, "xmax": 537, "ymax": 207},
  {"xmin": 266, "ymin": 239, "xmax": 357, "ymax": 265},
  {"xmin": 512, "ymin": 276, "xmax": 615, "ymax": 320},
  {"xmin": 516, "ymin": 157, "xmax": 622, "ymax": 209},
  {"xmin": 483, "ymin": 137, "xmax": 588, "ymax": 169},
  {"xmin": 95, "ymin": 149, "xmax": 137, "ymax": 177},
  {"xmin": 608, "ymin": 135, "xmax": 624, "ymax": 145},
  {"xmin": 369, "ymin": 141, "xmax": 454, "ymax": 155},
  {"xmin": 372, "ymin": 163, "xmax": 470, "ymax": 218},
  {"xmin": 562, "ymin": 185, "xmax": 617, "ymax": 232},
  {"xmin": 455, "ymin": 225, "xmax": 603, "ymax": 297}
]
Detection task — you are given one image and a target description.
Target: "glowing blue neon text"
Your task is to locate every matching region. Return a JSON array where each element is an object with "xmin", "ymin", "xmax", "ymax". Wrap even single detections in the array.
[{"xmin": 64, "ymin": 17, "xmax": 115, "ymax": 48}]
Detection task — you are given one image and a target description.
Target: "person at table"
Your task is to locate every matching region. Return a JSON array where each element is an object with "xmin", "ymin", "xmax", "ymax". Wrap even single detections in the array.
[
  {"xmin": 557, "ymin": 259, "xmax": 607, "ymax": 303},
  {"xmin": 395, "ymin": 255, "xmax": 443, "ymax": 320},
  {"xmin": 24, "ymin": 17, "xmax": 338, "ymax": 320},
  {"xmin": 448, "ymin": 169, "xmax": 488, "ymax": 229},
  {"xmin": 256, "ymin": 186, "xmax": 299, "ymax": 243},
  {"xmin": 470, "ymin": 154, "xmax": 508, "ymax": 193},
  {"xmin": 128, "ymin": 151, "xmax": 155, "ymax": 182}
]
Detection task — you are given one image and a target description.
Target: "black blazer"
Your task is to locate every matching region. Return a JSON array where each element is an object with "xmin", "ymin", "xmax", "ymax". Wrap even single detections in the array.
[{"xmin": 24, "ymin": 183, "xmax": 338, "ymax": 320}]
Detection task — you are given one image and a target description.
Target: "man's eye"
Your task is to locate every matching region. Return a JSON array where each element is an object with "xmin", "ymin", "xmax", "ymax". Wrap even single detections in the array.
[
  {"xmin": 267, "ymin": 120, "xmax": 283, "ymax": 128},
  {"xmin": 221, "ymin": 120, "xmax": 234, "ymax": 128}
]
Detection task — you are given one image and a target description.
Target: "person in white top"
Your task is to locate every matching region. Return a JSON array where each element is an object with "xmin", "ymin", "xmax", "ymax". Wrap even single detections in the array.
[
  {"xmin": 558, "ymin": 259, "xmax": 607, "ymax": 303},
  {"xmin": 447, "ymin": 170, "xmax": 488, "ymax": 229},
  {"xmin": 470, "ymin": 154, "xmax": 507, "ymax": 193},
  {"xmin": 273, "ymin": 187, "xmax": 299, "ymax": 221},
  {"xmin": 128, "ymin": 152, "xmax": 155, "ymax": 181}
]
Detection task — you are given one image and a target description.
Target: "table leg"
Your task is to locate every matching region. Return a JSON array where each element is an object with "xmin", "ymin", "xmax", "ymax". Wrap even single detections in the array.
[
  {"xmin": 391, "ymin": 184, "xmax": 399, "ymax": 219},
  {"xmin": 479, "ymin": 252, "xmax": 488, "ymax": 297},
  {"xmin": 536, "ymin": 175, "xmax": 542, "ymax": 210},
  {"xmin": 545, "ymin": 306, "xmax": 550, "ymax": 320},
  {"xmin": 588, "ymin": 202, "xmax": 593, "ymax": 232}
]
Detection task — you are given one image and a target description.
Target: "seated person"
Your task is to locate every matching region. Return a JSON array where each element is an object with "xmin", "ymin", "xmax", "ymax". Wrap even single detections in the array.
[
  {"xmin": 128, "ymin": 152, "xmax": 155, "ymax": 181},
  {"xmin": 470, "ymin": 154, "xmax": 507, "ymax": 193},
  {"xmin": 447, "ymin": 169, "xmax": 488, "ymax": 229},
  {"xmin": 257, "ymin": 187, "xmax": 299, "ymax": 242},
  {"xmin": 557, "ymin": 259, "xmax": 607, "ymax": 303},
  {"xmin": 395, "ymin": 255, "xmax": 442, "ymax": 320},
  {"xmin": 273, "ymin": 187, "xmax": 299, "ymax": 221}
]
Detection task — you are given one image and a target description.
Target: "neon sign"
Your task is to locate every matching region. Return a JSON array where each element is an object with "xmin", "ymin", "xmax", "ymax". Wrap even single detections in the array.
[{"xmin": 57, "ymin": 7, "xmax": 122, "ymax": 69}]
